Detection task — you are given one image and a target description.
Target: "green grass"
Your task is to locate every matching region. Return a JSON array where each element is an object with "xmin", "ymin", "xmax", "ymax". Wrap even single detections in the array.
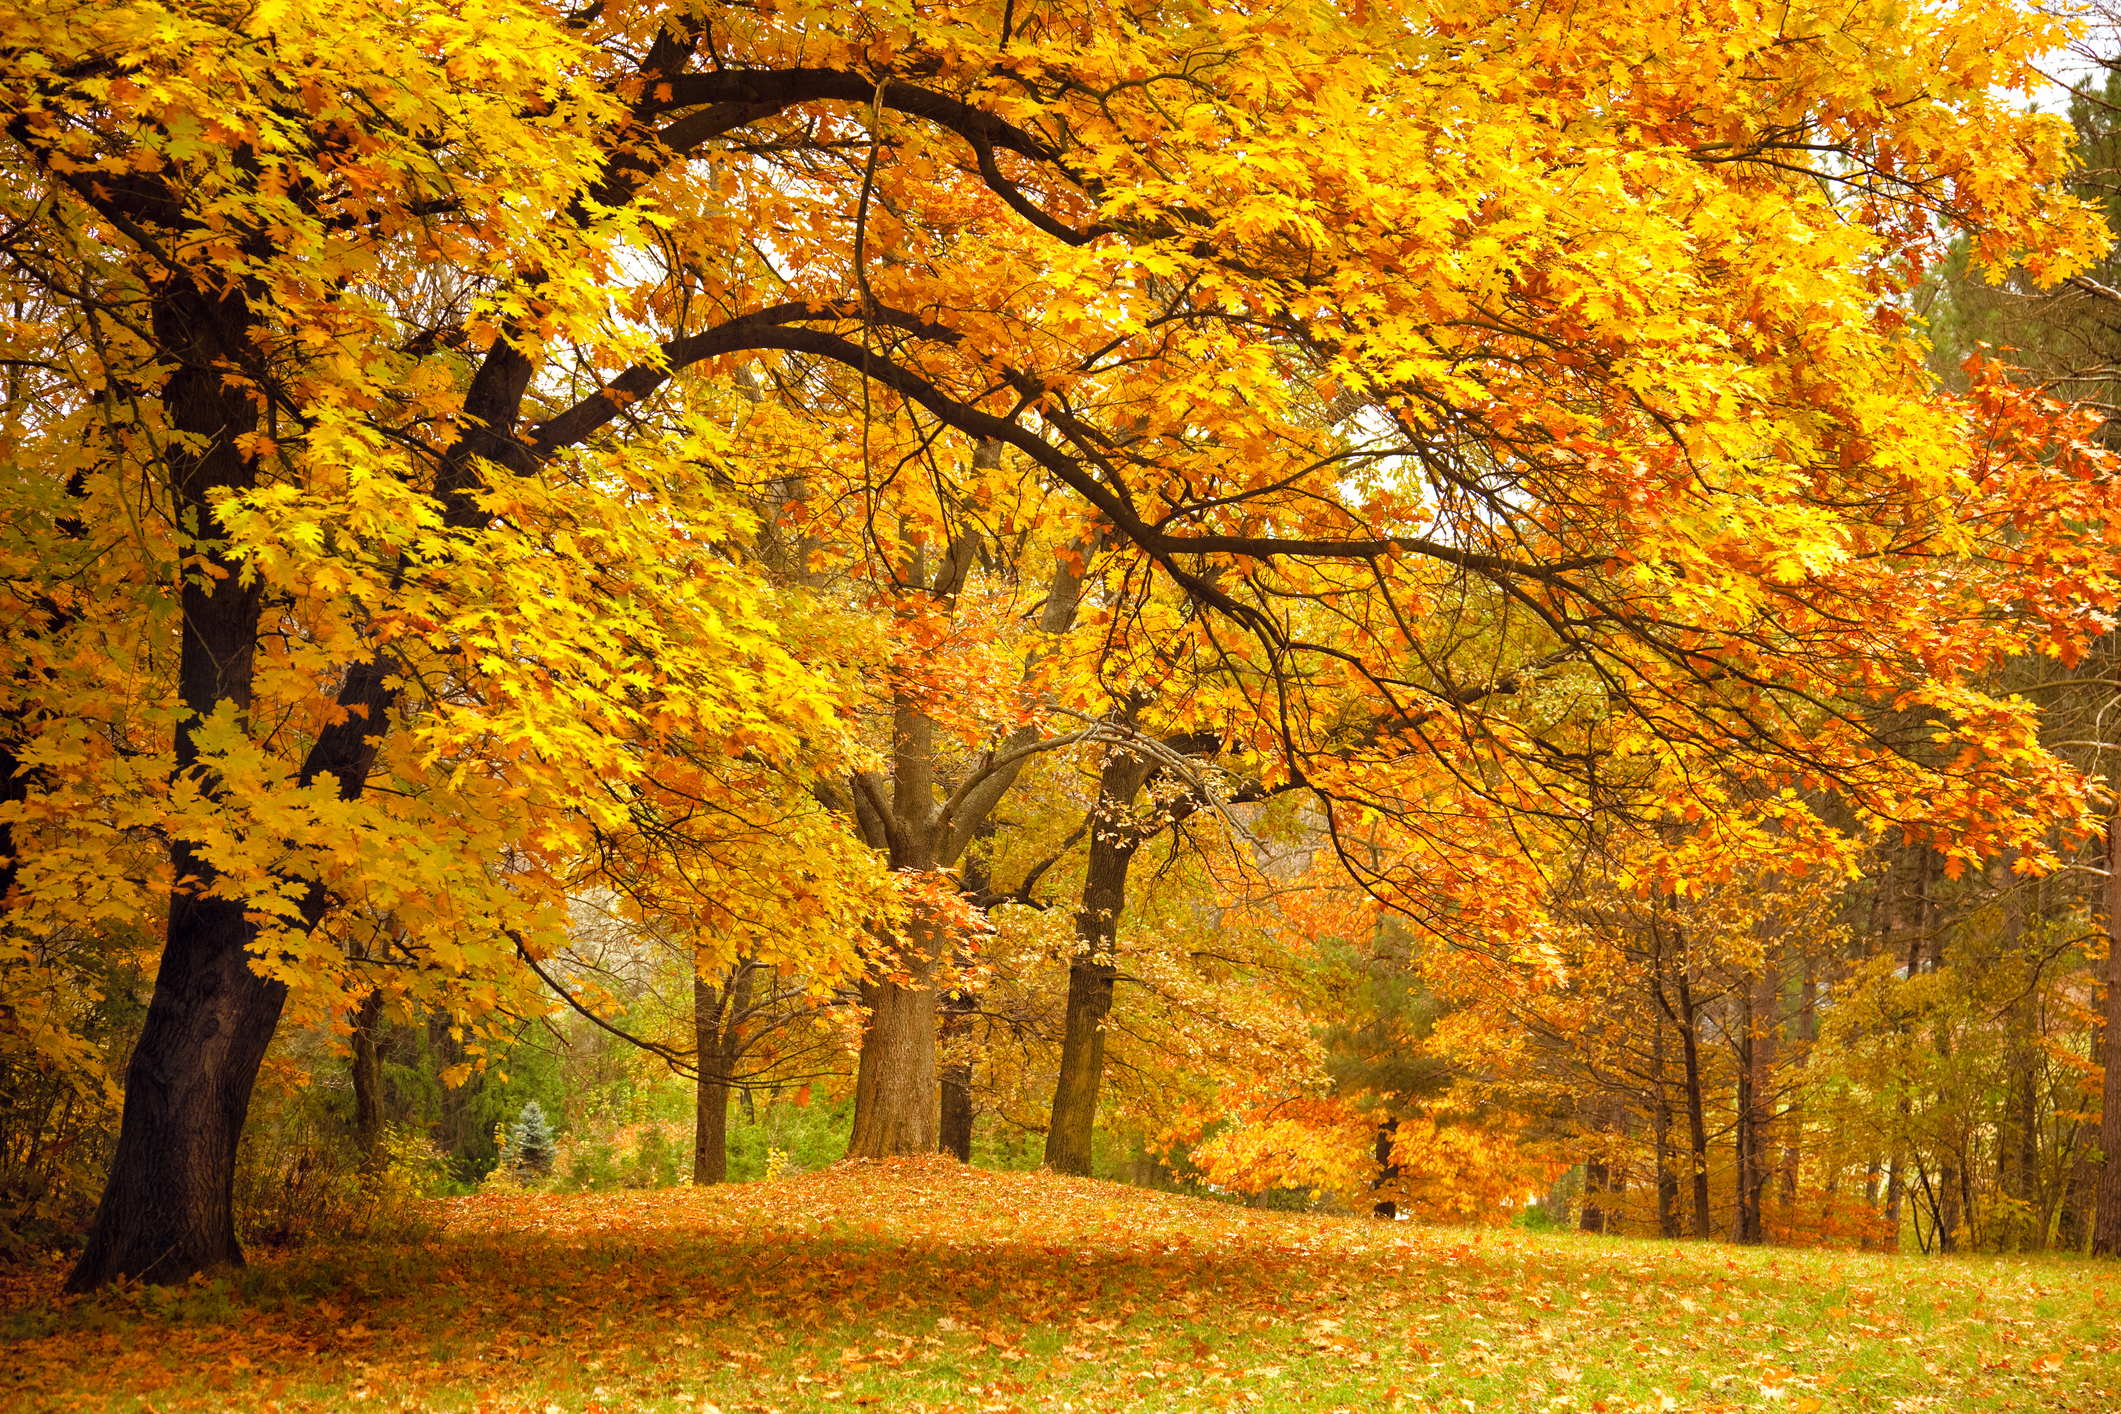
[{"xmin": 2, "ymin": 1159, "xmax": 2115, "ymax": 1413}]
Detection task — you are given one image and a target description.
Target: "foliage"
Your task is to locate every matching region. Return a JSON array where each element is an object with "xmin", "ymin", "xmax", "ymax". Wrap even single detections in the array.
[
  {"xmin": 7, "ymin": 0, "xmax": 2121, "ymax": 1288},
  {"xmin": 2, "ymin": 1166, "xmax": 2118, "ymax": 1411}
]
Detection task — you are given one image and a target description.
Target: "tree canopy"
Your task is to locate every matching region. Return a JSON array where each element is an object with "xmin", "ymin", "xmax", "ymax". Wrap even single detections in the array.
[{"xmin": 3, "ymin": 0, "xmax": 2121, "ymax": 1287}]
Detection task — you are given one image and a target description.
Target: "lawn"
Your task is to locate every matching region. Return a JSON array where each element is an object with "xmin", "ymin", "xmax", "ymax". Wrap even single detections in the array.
[{"xmin": 1, "ymin": 1158, "xmax": 2114, "ymax": 1413}]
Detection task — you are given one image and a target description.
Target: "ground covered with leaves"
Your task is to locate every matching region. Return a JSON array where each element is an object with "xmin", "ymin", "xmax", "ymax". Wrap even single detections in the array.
[{"xmin": 2, "ymin": 1160, "xmax": 2115, "ymax": 1413}]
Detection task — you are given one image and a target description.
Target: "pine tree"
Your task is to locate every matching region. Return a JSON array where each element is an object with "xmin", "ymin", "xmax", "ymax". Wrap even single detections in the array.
[{"xmin": 510, "ymin": 1102, "xmax": 556, "ymax": 1178}]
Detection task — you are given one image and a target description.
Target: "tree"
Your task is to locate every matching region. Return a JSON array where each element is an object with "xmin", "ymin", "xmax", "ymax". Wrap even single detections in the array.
[
  {"xmin": 5, "ymin": 0, "xmax": 2116, "ymax": 1290},
  {"xmin": 509, "ymin": 1101, "xmax": 556, "ymax": 1178}
]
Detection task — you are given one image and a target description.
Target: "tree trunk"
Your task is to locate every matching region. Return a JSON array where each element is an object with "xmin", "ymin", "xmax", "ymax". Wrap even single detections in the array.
[
  {"xmin": 939, "ymin": 1058, "xmax": 974, "ymax": 1162},
  {"xmin": 1045, "ymin": 748, "xmax": 1154, "ymax": 1175},
  {"xmin": 1581, "ymin": 1153, "xmax": 1609, "ymax": 1234},
  {"xmin": 1884, "ymin": 1153, "xmax": 1905, "ymax": 1252},
  {"xmin": 2092, "ymin": 782, "xmax": 2121, "ymax": 1254},
  {"xmin": 1676, "ymin": 969, "xmax": 1713, "ymax": 1238},
  {"xmin": 66, "ymin": 280, "xmax": 279, "ymax": 1292},
  {"xmin": 1372, "ymin": 1118, "xmax": 1400, "ymax": 1219},
  {"xmin": 1652, "ymin": 1017, "xmax": 1680, "ymax": 1238},
  {"xmin": 848, "ymin": 961, "xmax": 940, "ymax": 1157},
  {"xmin": 1732, "ymin": 984, "xmax": 1758, "ymax": 1245},
  {"xmin": 938, "ymin": 988, "xmax": 975, "ymax": 1163},
  {"xmin": 693, "ymin": 972, "xmax": 730, "ymax": 1184},
  {"xmin": 844, "ymin": 527, "xmax": 1089, "ymax": 1160},
  {"xmin": 1778, "ymin": 962, "xmax": 1814, "ymax": 1222},
  {"xmin": 938, "ymin": 822, "xmax": 991, "ymax": 1163},
  {"xmin": 351, "ymin": 988, "xmax": 386, "ymax": 1174}
]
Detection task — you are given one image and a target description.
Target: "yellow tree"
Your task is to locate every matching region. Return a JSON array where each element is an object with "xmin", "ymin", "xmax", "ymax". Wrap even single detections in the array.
[{"xmin": 4, "ymin": 0, "xmax": 2117, "ymax": 1291}]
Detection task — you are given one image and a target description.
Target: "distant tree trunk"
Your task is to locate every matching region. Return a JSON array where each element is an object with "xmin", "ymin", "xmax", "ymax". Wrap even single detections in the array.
[
  {"xmin": 1732, "ymin": 984, "xmax": 1758, "ymax": 1245},
  {"xmin": 2094, "ymin": 781, "xmax": 2121, "ymax": 1255},
  {"xmin": 1883, "ymin": 1153, "xmax": 1906, "ymax": 1252},
  {"xmin": 2059, "ymin": 1145, "xmax": 2095, "ymax": 1253},
  {"xmin": 1581, "ymin": 1139, "xmax": 1610, "ymax": 1235},
  {"xmin": 425, "ymin": 1013, "xmax": 482, "ymax": 1170},
  {"xmin": 692, "ymin": 961, "xmax": 754, "ymax": 1185},
  {"xmin": 1777, "ymin": 963, "xmax": 1815, "ymax": 1223},
  {"xmin": 2008, "ymin": 1057, "xmax": 2042, "ymax": 1250},
  {"xmin": 938, "ymin": 1058, "xmax": 974, "ymax": 1162},
  {"xmin": 1045, "ymin": 747, "xmax": 1155, "ymax": 1175},
  {"xmin": 1652, "ymin": 1017, "xmax": 1680, "ymax": 1238},
  {"xmin": 1675, "ymin": 969, "xmax": 1713, "ymax": 1238},
  {"xmin": 938, "ymin": 982, "xmax": 974, "ymax": 1162},
  {"xmin": 938, "ymin": 821, "xmax": 994, "ymax": 1163},
  {"xmin": 1373, "ymin": 1118, "xmax": 1400, "ymax": 1219},
  {"xmin": 350, "ymin": 988, "xmax": 386, "ymax": 1174}
]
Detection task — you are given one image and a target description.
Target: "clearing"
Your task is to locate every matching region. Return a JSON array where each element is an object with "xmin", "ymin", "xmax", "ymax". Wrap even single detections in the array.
[{"xmin": 1, "ymin": 1159, "xmax": 2115, "ymax": 1413}]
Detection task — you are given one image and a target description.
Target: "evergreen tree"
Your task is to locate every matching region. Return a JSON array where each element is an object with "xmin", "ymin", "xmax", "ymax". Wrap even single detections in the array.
[{"xmin": 510, "ymin": 1102, "xmax": 556, "ymax": 1178}]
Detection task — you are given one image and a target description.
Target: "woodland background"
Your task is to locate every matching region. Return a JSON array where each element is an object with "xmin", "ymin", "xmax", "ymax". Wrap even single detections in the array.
[{"xmin": 9, "ymin": 0, "xmax": 2121, "ymax": 1290}]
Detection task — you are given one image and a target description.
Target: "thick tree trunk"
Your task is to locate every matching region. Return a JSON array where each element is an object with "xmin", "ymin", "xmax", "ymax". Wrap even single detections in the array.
[
  {"xmin": 67, "ymin": 281, "xmax": 278, "ymax": 1292},
  {"xmin": 694, "ymin": 972, "xmax": 730, "ymax": 1184},
  {"xmin": 2092, "ymin": 790, "xmax": 2121, "ymax": 1255},
  {"xmin": 351, "ymin": 988, "xmax": 386, "ymax": 1174},
  {"xmin": 1045, "ymin": 749, "xmax": 1154, "ymax": 1175},
  {"xmin": 66, "ymin": 875, "xmax": 286, "ymax": 1290},
  {"xmin": 848, "ymin": 963, "xmax": 940, "ymax": 1157},
  {"xmin": 847, "ymin": 688, "xmax": 948, "ymax": 1159}
]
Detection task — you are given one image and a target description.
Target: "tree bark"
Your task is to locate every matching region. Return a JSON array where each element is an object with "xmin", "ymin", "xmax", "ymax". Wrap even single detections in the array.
[
  {"xmin": 1045, "ymin": 747, "xmax": 1155, "ymax": 1175},
  {"xmin": 693, "ymin": 973, "xmax": 730, "ymax": 1184},
  {"xmin": 66, "ymin": 280, "xmax": 279, "ymax": 1292},
  {"xmin": 691, "ymin": 960, "xmax": 756, "ymax": 1183},
  {"xmin": 848, "ymin": 937, "xmax": 942, "ymax": 1157}
]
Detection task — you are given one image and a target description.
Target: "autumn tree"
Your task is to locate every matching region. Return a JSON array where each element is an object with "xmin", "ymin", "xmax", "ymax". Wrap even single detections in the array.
[{"xmin": 5, "ymin": 0, "xmax": 2119, "ymax": 1291}]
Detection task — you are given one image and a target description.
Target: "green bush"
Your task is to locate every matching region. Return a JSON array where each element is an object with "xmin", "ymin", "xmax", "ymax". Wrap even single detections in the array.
[
  {"xmin": 725, "ymin": 1094, "xmax": 853, "ymax": 1181},
  {"xmin": 626, "ymin": 1124, "xmax": 680, "ymax": 1188}
]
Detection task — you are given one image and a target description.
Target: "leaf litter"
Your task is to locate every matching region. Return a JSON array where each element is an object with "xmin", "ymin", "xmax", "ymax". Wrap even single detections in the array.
[{"xmin": 2, "ymin": 1157, "xmax": 2116, "ymax": 1413}]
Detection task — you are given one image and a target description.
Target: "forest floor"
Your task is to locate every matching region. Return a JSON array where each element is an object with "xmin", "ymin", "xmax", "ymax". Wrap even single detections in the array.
[{"xmin": 0, "ymin": 1158, "xmax": 2115, "ymax": 1414}]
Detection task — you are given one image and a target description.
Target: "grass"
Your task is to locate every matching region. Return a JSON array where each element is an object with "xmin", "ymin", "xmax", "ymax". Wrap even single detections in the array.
[{"xmin": 1, "ymin": 1158, "xmax": 2115, "ymax": 1413}]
